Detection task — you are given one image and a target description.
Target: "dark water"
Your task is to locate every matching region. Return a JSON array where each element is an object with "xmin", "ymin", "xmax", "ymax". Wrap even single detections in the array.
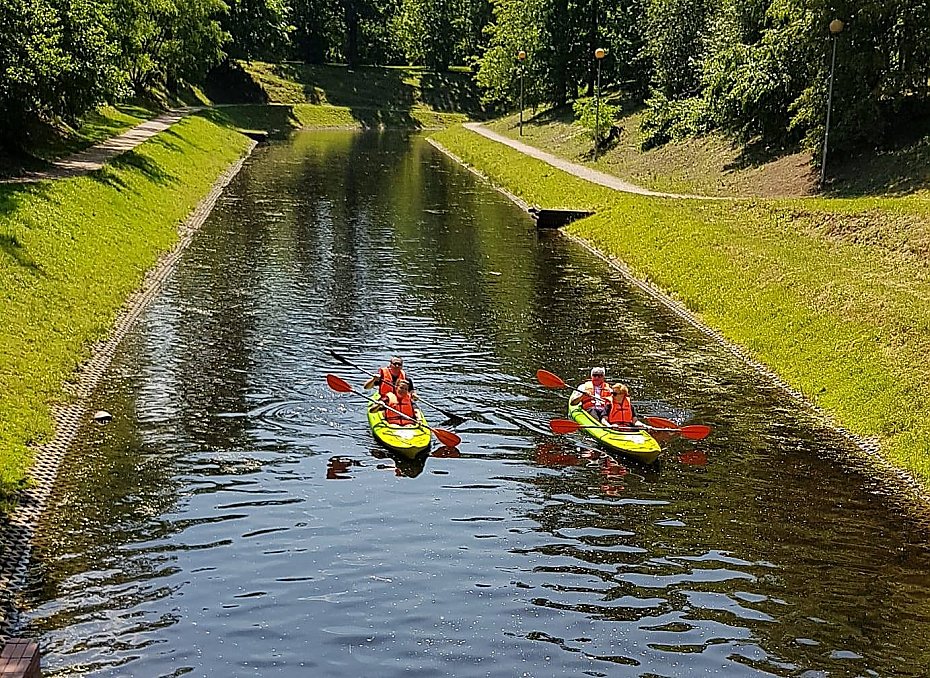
[{"xmin": 21, "ymin": 132, "xmax": 930, "ymax": 677}]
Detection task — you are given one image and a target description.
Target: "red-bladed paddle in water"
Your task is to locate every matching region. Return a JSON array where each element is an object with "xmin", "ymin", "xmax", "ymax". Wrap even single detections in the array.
[
  {"xmin": 549, "ymin": 418, "xmax": 711, "ymax": 441},
  {"xmin": 326, "ymin": 374, "xmax": 462, "ymax": 448},
  {"xmin": 537, "ymin": 369, "xmax": 711, "ymax": 440},
  {"xmin": 328, "ymin": 349, "xmax": 467, "ymax": 427}
]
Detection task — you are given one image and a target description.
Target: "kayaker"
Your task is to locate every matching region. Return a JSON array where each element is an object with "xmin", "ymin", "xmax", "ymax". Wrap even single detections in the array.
[
  {"xmin": 364, "ymin": 356, "xmax": 417, "ymax": 398},
  {"xmin": 371, "ymin": 379, "xmax": 419, "ymax": 426},
  {"xmin": 570, "ymin": 367, "xmax": 612, "ymax": 420},
  {"xmin": 602, "ymin": 383, "xmax": 642, "ymax": 429}
]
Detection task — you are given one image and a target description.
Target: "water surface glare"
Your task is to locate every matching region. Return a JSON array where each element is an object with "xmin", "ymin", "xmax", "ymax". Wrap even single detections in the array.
[{"xmin": 23, "ymin": 131, "xmax": 930, "ymax": 677}]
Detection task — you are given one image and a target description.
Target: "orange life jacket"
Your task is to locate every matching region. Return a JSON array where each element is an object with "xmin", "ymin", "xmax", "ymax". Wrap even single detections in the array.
[
  {"xmin": 606, "ymin": 394, "xmax": 634, "ymax": 425},
  {"xmin": 377, "ymin": 366, "xmax": 407, "ymax": 397},
  {"xmin": 384, "ymin": 392, "xmax": 417, "ymax": 426},
  {"xmin": 578, "ymin": 380, "xmax": 611, "ymax": 411}
]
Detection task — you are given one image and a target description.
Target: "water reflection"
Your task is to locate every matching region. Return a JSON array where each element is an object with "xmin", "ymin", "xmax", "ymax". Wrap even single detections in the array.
[{"xmin": 19, "ymin": 131, "xmax": 930, "ymax": 677}]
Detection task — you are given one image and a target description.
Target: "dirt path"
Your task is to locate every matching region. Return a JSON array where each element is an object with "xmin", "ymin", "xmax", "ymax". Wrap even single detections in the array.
[
  {"xmin": 2, "ymin": 109, "xmax": 194, "ymax": 184},
  {"xmin": 463, "ymin": 122, "xmax": 720, "ymax": 200}
]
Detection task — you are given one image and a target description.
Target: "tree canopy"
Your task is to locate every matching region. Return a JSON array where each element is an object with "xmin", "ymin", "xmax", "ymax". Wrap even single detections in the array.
[{"xmin": 2, "ymin": 0, "xmax": 927, "ymax": 157}]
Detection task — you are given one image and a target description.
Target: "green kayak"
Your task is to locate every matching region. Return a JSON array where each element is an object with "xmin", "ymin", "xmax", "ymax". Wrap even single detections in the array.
[
  {"xmin": 367, "ymin": 398, "xmax": 432, "ymax": 458},
  {"xmin": 568, "ymin": 393, "xmax": 661, "ymax": 464}
]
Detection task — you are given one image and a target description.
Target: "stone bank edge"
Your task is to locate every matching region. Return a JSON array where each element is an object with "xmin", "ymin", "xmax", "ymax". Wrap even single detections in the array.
[
  {"xmin": 426, "ymin": 133, "xmax": 930, "ymax": 514},
  {"xmin": 0, "ymin": 129, "xmax": 258, "ymax": 638}
]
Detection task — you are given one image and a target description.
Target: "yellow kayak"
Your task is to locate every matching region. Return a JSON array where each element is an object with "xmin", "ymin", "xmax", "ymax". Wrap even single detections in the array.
[
  {"xmin": 367, "ymin": 399, "xmax": 432, "ymax": 458},
  {"xmin": 568, "ymin": 393, "xmax": 661, "ymax": 464}
]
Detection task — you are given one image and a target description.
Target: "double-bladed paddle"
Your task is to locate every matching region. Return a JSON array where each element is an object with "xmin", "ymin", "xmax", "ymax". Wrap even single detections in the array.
[
  {"xmin": 329, "ymin": 349, "xmax": 467, "ymax": 427},
  {"xmin": 549, "ymin": 418, "xmax": 711, "ymax": 441},
  {"xmin": 537, "ymin": 369, "xmax": 711, "ymax": 440},
  {"xmin": 326, "ymin": 373, "xmax": 462, "ymax": 448}
]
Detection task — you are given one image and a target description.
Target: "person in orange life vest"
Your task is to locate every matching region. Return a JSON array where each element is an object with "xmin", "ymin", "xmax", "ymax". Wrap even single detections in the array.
[
  {"xmin": 371, "ymin": 379, "xmax": 419, "ymax": 426},
  {"xmin": 603, "ymin": 383, "xmax": 643, "ymax": 428},
  {"xmin": 570, "ymin": 367, "xmax": 612, "ymax": 420},
  {"xmin": 364, "ymin": 356, "xmax": 417, "ymax": 398}
]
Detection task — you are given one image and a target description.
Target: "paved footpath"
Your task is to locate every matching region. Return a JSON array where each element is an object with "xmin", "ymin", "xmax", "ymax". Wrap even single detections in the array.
[
  {"xmin": 463, "ymin": 122, "xmax": 717, "ymax": 200},
  {"xmin": 2, "ymin": 108, "xmax": 193, "ymax": 184}
]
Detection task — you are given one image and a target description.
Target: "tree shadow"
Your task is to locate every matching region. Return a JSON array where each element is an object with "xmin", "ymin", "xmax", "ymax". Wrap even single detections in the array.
[
  {"xmin": 0, "ymin": 183, "xmax": 52, "ymax": 274},
  {"xmin": 724, "ymin": 136, "xmax": 796, "ymax": 172},
  {"xmin": 420, "ymin": 72, "xmax": 488, "ymax": 118},
  {"xmin": 826, "ymin": 141, "xmax": 930, "ymax": 198},
  {"xmin": 207, "ymin": 105, "xmax": 303, "ymax": 139},
  {"xmin": 90, "ymin": 150, "xmax": 176, "ymax": 190},
  {"xmin": 0, "ymin": 233, "xmax": 44, "ymax": 275}
]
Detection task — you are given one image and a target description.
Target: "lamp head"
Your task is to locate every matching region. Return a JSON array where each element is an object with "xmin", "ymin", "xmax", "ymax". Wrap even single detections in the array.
[
  {"xmin": 517, "ymin": 50, "xmax": 526, "ymax": 61},
  {"xmin": 829, "ymin": 19, "xmax": 844, "ymax": 34},
  {"xmin": 595, "ymin": 47, "xmax": 607, "ymax": 60}
]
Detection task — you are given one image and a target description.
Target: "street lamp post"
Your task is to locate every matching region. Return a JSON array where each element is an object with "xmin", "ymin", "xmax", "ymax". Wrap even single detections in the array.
[
  {"xmin": 594, "ymin": 47, "xmax": 607, "ymax": 160},
  {"xmin": 518, "ymin": 50, "xmax": 526, "ymax": 136},
  {"xmin": 820, "ymin": 19, "xmax": 844, "ymax": 185}
]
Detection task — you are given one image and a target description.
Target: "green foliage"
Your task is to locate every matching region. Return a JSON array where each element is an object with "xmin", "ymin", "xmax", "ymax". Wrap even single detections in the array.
[
  {"xmin": 116, "ymin": 0, "xmax": 228, "ymax": 92},
  {"xmin": 572, "ymin": 96, "xmax": 620, "ymax": 144},
  {"xmin": 640, "ymin": 93, "xmax": 710, "ymax": 148},
  {"xmin": 0, "ymin": 0, "xmax": 122, "ymax": 144},
  {"xmin": 0, "ymin": 113, "xmax": 252, "ymax": 503},
  {"xmin": 644, "ymin": 0, "xmax": 712, "ymax": 98},
  {"xmin": 475, "ymin": 0, "xmax": 545, "ymax": 107},
  {"xmin": 223, "ymin": 0, "xmax": 291, "ymax": 61}
]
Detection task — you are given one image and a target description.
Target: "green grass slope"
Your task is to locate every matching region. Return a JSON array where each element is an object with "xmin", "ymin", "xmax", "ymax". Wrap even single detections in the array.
[
  {"xmin": 432, "ymin": 125, "xmax": 930, "ymax": 490},
  {"xmin": 0, "ymin": 110, "xmax": 252, "ymax": 504},
  {"xmin": 489, "ymin": 103, "xmax": 930, "ymax": 200},
  {"xmin": 211, "ymin": 62, "xmax": 485, "ymax": 131}
]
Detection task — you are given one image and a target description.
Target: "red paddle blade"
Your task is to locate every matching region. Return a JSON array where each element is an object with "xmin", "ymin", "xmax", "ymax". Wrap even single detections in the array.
[
  {"xmin": 433, "ymin": 428, "xmax": 461, "ymax": 448},
  {"xmin": 644, "ymin": 416, "xmax": 678, "ymax": 429},
  {"xmin": 325, "ymin": 373, "xmax": 353, "ymax": 393},
  {"xmin": 537, "ymin": 369, "xmax": 567, "ymax": 389},
  {"xmin": 679, "ymin": 425, "xmax": 711, "ymax": 441},
  {"xmin": 549, "ymin": 418, "xmax": 581, "ymax": 434}
]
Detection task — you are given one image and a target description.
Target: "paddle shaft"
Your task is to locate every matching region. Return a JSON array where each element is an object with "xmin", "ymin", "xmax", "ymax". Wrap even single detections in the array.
[
  {"xmin": 329, "ymin": 377, "xmax": 461, "ymax": 447},
  {"xmin": 329, "ymin": 349, "xmax": 465, "ymax": 424},
  {"xmin": 537, "ymin": 370, "xmax": 673, "ymax": 428}
]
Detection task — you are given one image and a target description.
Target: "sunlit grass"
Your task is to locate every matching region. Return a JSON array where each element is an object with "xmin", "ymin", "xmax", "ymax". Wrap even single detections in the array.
[
  {"xmin": 0, "ymin": 113, "xmax": 252, "ymax": 505},
  {"xmin": 431, "ymin": 124, "xmax": 930, "ymax": 488},
  {"xmin": 241, "ymin": 62, "xmax": 487, "ymax": 119},
  {"xmin": 218, "ymin": 103, "xmax": 467, "ymax": 133}
]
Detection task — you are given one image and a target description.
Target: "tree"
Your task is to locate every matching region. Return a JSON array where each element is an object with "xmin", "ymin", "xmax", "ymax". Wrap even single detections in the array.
[{"xmin": 111, "ymin": 0, "xmax": 228, "ymax": 94}]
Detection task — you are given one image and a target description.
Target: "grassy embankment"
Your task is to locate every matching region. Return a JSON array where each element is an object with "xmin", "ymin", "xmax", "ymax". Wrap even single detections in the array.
[
  {"xmin": 432, "ymin": 124, "xmax": 930, "ymax": 490},
  {"xmin": 488, "ymin": 105, "xmax": 930, "ymax": 199},
  {"xmin": 215, "ymin": 62, "xmax": 486, "ymax": 133},
  {"xmin": 0, "ymin": 104, "xmax": 156, "ymax": 178},
  {"xmin": 0, "ymin": 109, "xmax": 253, "ymax": 506}
]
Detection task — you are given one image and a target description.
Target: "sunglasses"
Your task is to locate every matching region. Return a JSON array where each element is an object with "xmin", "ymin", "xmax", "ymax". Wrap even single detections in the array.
[{"xmin": 391, "ymin": 362, "xmax": 403, "ymax": 367}]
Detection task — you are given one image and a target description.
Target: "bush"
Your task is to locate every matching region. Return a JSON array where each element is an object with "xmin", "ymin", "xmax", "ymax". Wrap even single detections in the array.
[
  {"xmin": 572, "ymin": 96, "xmax": 621, "ymax": 146},
  {"xmin": 639, "ymin": 93, "xmax": 711, "ymax": 149}
]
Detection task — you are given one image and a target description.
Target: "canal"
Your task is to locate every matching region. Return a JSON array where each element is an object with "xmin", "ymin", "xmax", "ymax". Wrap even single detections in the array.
[{"xmin": 21, "ymin": 131, "xmax": 930, "ymax": 676}]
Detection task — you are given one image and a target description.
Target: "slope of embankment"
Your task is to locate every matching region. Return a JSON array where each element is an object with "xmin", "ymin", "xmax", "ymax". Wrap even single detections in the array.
[
  {"xmin": 431, "ymin": 124, "xmax": 930, "ymax": 494},
  {"xmin": 0, "ymin": 110, "xmax": 253, "ymax": 505}
]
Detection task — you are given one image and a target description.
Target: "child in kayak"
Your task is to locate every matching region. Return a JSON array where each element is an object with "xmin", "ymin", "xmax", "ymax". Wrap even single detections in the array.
[
  {"xmin": 370, "ymin": 379, "xmax": 419, "ymax": 426},
  {"xmin": 602, "ymin": 383, "xmax": 644, "ymax": 429}
]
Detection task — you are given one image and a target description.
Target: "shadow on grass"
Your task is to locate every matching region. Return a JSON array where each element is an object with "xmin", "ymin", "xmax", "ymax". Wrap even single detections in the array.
[
  {"xmin": 826, "ymin": 141, "xmax": 930, "ymax": 198},
  {"xmin": 286, "ymin": 64, "xmax": 418, "ymax": 110},
  {"xmin": 90, "ymin": 150, "xmax": 176, "ymax": 190},
  {"xmin": 0, "ymin": 233, "xmax": 44, "ymax": 275},
  {"xmin": 420, "ymin": 72, "xmax": 487, "ymax": 118},
  {"xmin": 205, "ymin": 106, "xmax": 302, "ymax": 138},
  {"xmin": 724, "ymin": 137, "xmax": 797, "ymax": 172}
]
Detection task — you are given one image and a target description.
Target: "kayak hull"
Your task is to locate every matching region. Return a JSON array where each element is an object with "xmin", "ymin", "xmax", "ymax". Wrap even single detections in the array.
[
  {"xmin": 568, "ymin": 394, "xmax": 661, "ymax": 464},
  {"xmin": 367, "ymin": 400, "xmax": 432, "ymax": 458}
]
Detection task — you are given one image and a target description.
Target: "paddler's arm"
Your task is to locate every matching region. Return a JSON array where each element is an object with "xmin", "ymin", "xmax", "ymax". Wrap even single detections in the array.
[
  {"xmin": 369, "ymin": 395, "xmax": 389, "ymax": 412},
  {"xmin": 363, "ymin": 375, "xmax": 380, "ymax": 390}
]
